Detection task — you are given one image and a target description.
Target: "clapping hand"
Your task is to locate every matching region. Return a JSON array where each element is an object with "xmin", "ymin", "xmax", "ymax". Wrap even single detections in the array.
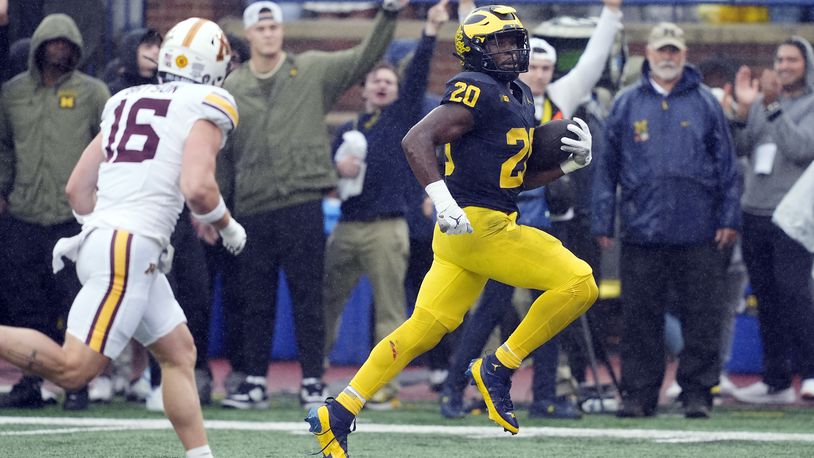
[{"xmin": 733, "ymin": 65, "xmax": 759, "ymax": 120}]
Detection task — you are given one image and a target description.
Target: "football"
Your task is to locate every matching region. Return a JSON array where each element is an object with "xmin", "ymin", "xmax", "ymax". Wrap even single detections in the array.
[{"xmin": 527, "ymin": 118, "xmax": 580, "ymax": 173}]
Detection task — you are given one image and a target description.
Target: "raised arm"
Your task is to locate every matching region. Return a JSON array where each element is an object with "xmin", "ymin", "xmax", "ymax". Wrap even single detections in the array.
[
  {"xmin": 547, "ymin": 0, "xmax": 623, "ymax": 117},
  {"xmin": 396, "ymin": 0, "xmax": 448, "ymax": 118},
  {"xmin": 319, "ymin": 2, "xmax": 408, "ymax": 99}
]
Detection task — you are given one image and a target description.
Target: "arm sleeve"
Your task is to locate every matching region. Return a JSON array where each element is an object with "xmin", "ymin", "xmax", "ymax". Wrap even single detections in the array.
[
  {"xmin": 547, "ymin": 7, "xmax": 623, "ymax": 118},
  {"xmin": 317, "ymin": 10, "xmax": 398, "ymax": 105}
]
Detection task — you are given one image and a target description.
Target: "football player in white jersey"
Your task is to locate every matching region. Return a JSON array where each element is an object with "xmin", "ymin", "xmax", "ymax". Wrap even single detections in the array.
[{"xmin": 0, "ymin": 18, "xmax": 244, "ymax": 458}]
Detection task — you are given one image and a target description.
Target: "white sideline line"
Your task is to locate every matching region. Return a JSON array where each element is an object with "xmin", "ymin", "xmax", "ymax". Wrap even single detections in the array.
[
  {"xmin": 1, "ymin": 416, "xmax": 814, "ymax": 443},
  {"xmin": 1, "ymin": 426, "xmax": 132, "ymax": 436}
]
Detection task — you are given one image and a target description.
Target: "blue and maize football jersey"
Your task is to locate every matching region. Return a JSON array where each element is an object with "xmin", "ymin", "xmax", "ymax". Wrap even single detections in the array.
[{"xmin": 440, "ymin": 71, "xmax": 536, "ymax": 213}]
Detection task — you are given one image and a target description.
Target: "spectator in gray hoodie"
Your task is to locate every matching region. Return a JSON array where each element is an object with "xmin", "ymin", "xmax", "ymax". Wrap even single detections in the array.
[{"xmin": 730, "ymin": 36, "xmax": 814, "ymax": 404}]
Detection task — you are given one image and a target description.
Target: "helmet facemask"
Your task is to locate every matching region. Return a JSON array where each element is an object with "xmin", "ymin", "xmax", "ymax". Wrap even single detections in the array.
[{"xmin": 478, "ymin": 29, "xmax": 530, "ymax": 79}]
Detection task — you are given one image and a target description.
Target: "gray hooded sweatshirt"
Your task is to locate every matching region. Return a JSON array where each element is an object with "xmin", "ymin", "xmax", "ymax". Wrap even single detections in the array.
[{"xmin": 735, "ymin": 36, "xmax": 814, "ymax": 217}]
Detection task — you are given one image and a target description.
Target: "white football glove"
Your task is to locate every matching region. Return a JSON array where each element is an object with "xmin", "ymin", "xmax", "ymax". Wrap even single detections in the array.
[
  {"xmin": 425, "ymin": 180, "xmax": 473, "ymax": 235},
  {"xmin": 220, "ymin": 218, "xmax": 247, "ymax": 255},
  {"xmin": 559, "ymin": 117, "xmax": 593, "ymax": 174},
  {"xmin": 437, "ymin": 203, "xmax": 473, "ymax": 235},
  {"xmin": 72, "ymin": 209, "xmax": 89, "ymax": 225}
]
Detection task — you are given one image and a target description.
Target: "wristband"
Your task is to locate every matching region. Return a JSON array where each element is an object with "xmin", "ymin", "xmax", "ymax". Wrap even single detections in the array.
[
  {"xmin": 191, "ymin": 195, "xmax": 227, "ymax": 224},
  {"xmin": 425, "ymin": 180, "xmax": 455, "ymax": 213},
  {"xmin": 560, "ymin": 158, "xmax": 581, "ymax": 175},
  {"xmin": 72, "ymin": 209, "xmax": 88, "ymax": 225}
]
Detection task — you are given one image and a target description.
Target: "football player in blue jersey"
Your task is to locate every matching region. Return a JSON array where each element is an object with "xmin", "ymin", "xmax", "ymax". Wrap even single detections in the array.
[{"xmin": 306, "ymin": 6, "xmax": 596, "ymax": 456}]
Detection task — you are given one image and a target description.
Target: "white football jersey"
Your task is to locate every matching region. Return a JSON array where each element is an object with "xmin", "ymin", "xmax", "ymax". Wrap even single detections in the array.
[{"xmin": 85, "ymin": 82, "xmax": 238, "ymax": 247}]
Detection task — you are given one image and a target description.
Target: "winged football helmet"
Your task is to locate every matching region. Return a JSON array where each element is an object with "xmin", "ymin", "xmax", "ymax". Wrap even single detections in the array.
[{"xmin": 455, "ymin": 5, "xmax": 530, "ymax": 81}]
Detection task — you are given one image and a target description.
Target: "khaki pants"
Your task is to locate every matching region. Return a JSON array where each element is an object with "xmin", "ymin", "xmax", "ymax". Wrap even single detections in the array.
[{"xmin": 323, "ymin": 218, "xmax": 410, "ymax": 353}]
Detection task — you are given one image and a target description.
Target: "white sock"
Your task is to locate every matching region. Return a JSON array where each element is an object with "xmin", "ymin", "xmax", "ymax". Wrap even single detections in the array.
[{"xmin": 186, "ymin": 444, "xmax": 213, "ymax": 457}]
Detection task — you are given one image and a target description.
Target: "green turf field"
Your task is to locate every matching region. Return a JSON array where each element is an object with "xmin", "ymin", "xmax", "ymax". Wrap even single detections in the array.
[{"xmin": 2, "ymin": 397, "xmax": 813, "ymax": 457}]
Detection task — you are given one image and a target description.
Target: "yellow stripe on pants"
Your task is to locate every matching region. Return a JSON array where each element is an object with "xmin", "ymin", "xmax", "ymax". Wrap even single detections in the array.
[{"xmin": 87, "ymin": 230, "xmax": 130, "ymax": 352}]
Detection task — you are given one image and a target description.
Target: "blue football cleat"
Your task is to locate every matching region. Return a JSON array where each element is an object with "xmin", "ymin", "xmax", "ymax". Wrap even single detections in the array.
[
  {"xmin": 466, "ymin": 354, "xmax": 519, "ymax": 434},
  {"xmin": 305, "ymin": 398, "xmax": 355, "ymax": 457}
]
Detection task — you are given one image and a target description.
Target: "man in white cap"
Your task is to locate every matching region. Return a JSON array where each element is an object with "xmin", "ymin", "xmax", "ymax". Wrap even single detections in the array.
[
  {"xmin": 219, "ymin": 0, "xmax": 409, "ymax": 411},
  {"xmin": 244, "ymin": 0, "xmax": 284, "ymax": 28}
]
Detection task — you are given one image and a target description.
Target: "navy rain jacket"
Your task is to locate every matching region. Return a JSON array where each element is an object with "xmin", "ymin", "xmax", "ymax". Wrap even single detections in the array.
[{"xmin": 591, "ymin": 61, "xmax": 741, "ymax": 246}]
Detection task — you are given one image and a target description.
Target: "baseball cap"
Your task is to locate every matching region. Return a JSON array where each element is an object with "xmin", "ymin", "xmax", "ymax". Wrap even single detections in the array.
[
  {"xmin": 648, "ymin": 22, "xmax": 686, "ymax": 51},
  {"xmin": 244, "ymin": 1, "xmax": 284, "ymax": 29},
  {"xmin": 529, "ymin": 37, "xmax": 557, "ymax": 64}
]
